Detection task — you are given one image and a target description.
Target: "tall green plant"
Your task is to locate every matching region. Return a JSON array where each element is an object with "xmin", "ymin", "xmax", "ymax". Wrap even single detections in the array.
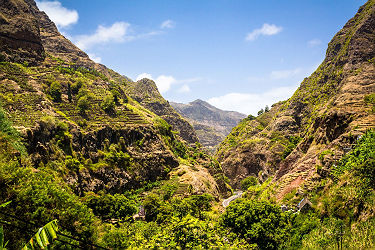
[{"xmin": 22, "ymin": 220, "xmax": 59, "ymax": 250}]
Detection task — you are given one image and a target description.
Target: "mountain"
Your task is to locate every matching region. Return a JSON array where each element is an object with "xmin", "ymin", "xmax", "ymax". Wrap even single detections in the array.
[
  {"xmin": 125, "ymin": 79, "xmax": 199, "ymax": 144},
  {"xmin": 217, "ymin": 0, "xmax": 375, "ymax": 195},
  {"xmin": 0, "ymin": 0, "xmax": 230, "ymax": 247},
  {"xmin": 171, "ymin": 99, "xmax": 246, "ymax": 149}
]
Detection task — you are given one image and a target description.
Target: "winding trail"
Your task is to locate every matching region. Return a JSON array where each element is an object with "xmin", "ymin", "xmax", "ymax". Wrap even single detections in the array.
[{"xmin": 222, "ymin": 191, "xmax": 243, "ymax": 208}]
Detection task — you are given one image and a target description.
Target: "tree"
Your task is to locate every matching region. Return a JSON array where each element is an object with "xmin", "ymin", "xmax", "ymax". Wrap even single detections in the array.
[
  {"xmin": 241, "ymin": 176, "xmax": 258, "ymax": 190},
  {"xmin": 49, "ymin": 82, "xmax": 62, "ymax": 102},
  {"xmin": 77, "ymin": 96, "xmax": 89, "ymax": 114},
  {"xmin": 101, "ymin": 94, "xmax": 115, "ymax": 113},
  {"xmin": 67, "ymin": 83, "xmax": 72, "ymax": 102},
  {"xmin": 221, "ymin": 199, "xmax": 291, "ymax": 249},
  {"xmin": 257, "ymin": 108, "xmax": 264, "ymax": 116},
  {"xmin": 265, "ymin": 105, "xmax": 269, "ymax": 112}
]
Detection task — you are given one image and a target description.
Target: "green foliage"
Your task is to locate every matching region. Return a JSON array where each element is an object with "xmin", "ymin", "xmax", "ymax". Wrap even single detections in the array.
[
  {"xmin": 282, "ymin": 136, "xmax": 301, "ymax": 159},
  {"xmin": 71, "ymin": 79, "xmax": 83, "ymax": 95},
  {"xmin": 77, "ymin": 95, "xmax": 89, "ymax": 114},
  {"xmin": 0, "ymin": 104, "xmax": 25, "ymax": 154},
  {"xmin": 22, "ymin": 220, "xmax": 58, "ymax": 250},
  {"xmin": 333, "ymin": 129, "xmax": 375, "ymax": 181},
  {"xmin": 257, "ymin": 108, "xmax": 264, "ymax": 116},
  {"xmin": 220, "ymin": 199, "xmax": 291, "ymax": 249},
  {"xmin": 103, "ymin": 144, "xmax": 131, "ymax": 169},
  {"xmin": 241, "ymin": 176, "xmax": 258, "ymax": 190},
  {"xmin": 85, "ymin": 192, "xmax": 137, "ymax": 220},
  {"xmin": 49, "ymin": 82, "xmax": 62, "ymax": 102},
  {"xmin": 318, "ymin": 149, "xmax": 333, "ymax": 161},
  {"xmin": 101, "ymin": 94, "xmax": 115, "ymax": 113},
  {"xmin": 364, "ymin": 93, "xmax": 375, "ymax": 112}
]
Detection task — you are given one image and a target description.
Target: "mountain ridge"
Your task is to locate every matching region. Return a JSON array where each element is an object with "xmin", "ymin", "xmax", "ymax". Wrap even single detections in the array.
[
  {"xmin": 216, "ymin": 0, "xmax": 375, "ymax": 194},
  {"xmin": 170, "ymin": 99, "xmax": 246, "ymax": 149}
]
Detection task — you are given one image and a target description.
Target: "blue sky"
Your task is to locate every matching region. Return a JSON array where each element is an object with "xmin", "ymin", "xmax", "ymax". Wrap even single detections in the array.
[{"xmin": 36, "ymin": 0, "xmax": 366, "ymax": 115}]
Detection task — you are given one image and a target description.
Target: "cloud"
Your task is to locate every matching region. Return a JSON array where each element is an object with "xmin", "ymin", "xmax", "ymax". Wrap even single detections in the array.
[
  {"xmin": 136, "ymin": 73, "xmax": 177, "ymax": 93},
  {"xmin": 36, "ymin": 1, "xmax": 78, "ymax": 28},
  {"xmin": 177, "ymin": 84, "xmax": 191, "ymax": 93},
  {"xmin": 246, "ymin": 23, "xmax": 282, "ymax": 41},
  {"xmin": 270, "ymin": 68, "xmax": 301, "ymax": 80},
  {"xmin": 75, "ymin": 22, "xmax": 131, "ymax": 50},
  {"xmin": 136, "ymin": 73, "xmax": 153, "ymax": 81},
  {"xmin": 160, "ymin": 20, "xmax": 176, "ymax": 29},
  {"xmin": 208, "ymin": 85, "xmax": 297, "ymax": 115},
  {"xmin": 87, "ymin": 53, "xmax": 102, "ymax": 63},
  {"xmin": 135, "ymin": 74, "xmax": 203, "ymax": 94},
  {"xmin": 308, "ymin": 39, "xmax": 322, "ymax": 47}
]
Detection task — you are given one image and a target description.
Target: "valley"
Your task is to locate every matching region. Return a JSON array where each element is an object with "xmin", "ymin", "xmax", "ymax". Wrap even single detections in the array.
[{"xmin": 0, "ymin": 0, "xmax": 374, "ymax": 249}]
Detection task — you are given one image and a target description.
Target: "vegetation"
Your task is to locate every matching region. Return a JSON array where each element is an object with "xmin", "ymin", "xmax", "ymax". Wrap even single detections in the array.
[{"xmin": 49, "ymin": 82, "xmax": 62, "ymax": 102}]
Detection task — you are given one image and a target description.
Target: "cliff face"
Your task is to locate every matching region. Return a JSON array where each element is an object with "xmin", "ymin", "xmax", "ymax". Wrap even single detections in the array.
[
  {"xmin": 171, "ymin": 99, "xmax": 246, "ymax": 149},
  {"xmin": 0, "ymin": 0, "xmax": 45, "ymax": 64},
  {"xmin": 217, "ymin": 0, "xmax": 375, "ymax": 194},
  {"xmin": 125, "ymin": 78, "xmax": 200, "ymax": 144},
  {"xmin": 0, "ymin": 0, "xmax": 223, "ymax": 199}
]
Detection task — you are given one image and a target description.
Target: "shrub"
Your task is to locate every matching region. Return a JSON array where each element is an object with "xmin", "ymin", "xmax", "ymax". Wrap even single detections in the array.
[
  {"xmin": 101, "ymin": 94, "xmax": 115, "ymax": 113},
  {"xmin": 49, "ymin": 82, "xmax": 62, "ymax": 102},
  {"xmin": 77, "ymin": 95, "xmax": 89, "ymax": 114},
  {"xmin": 241, "ymin": 176, "xmax": 258, "ymax": 190},
  {"xmin": 71, "ymin": 80, "xmax": 83, "ymax": 94},
  {"xmin": 85, "ymin": 192, "xmax": 137, "ymax": 220},
  {"xmin": 220, "ymin": 199, "xmax": 291, "ymax": 249}
]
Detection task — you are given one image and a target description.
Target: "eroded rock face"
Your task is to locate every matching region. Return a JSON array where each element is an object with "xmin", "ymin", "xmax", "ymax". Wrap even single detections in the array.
[
  {"xmin": 25, "ymin": 120, "xmax": 179, "ymax": 195},
  {"xmin": 0, "ymin": 0, "xmax": 45, "ymax": 64},
  {"xmin": 126, "ymin": 78, "xmax": 200, "ymax": 144},
  {"xmin": 217, "ymin": 1, "xmax": 375, "ymax": 195}
]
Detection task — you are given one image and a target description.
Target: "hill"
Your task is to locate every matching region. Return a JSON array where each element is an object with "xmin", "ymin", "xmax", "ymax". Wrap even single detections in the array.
[
  {"xmin": 217, "ymin": 0, "xmax": 375, "ymax": 194},
  {"xmin": 171, "ymin": 99, "xmax": 246, "ymax": 149},
  {"xmin": 0, "ymin": 0, "xmax": 230, "ymax": 247}
]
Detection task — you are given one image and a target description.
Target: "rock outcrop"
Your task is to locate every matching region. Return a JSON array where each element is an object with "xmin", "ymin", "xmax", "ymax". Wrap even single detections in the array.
[
  {"xmin": 0, "ymin": 0, "xmax": 45, "ymax": 64},
  {"xmin": 125, "ymin": 78, "xmax": 199, "ymax": 144}
]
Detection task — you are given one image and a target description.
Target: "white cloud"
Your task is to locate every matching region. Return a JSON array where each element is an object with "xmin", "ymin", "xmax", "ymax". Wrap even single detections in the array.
[
  {"xmin": 135, "ymin": 73, "xmax": 177, "ymax": 94},
  {"xmin": 208, "ymin": 85, "xmax": 297, "ymax": 115},
  {"xmin": 246, "ymin": 23, "xmax": 282, "ymax": 41},
  {"xmin": 36, "ymin": 1, "xmax": 78, "ymax": 28},
  {"xmin": 161, "ymin": 20, "xmax": 176, "ymax": 29},
  {"xmin": 135, "ymin": 73, "xmax": 203, "ymax": 94},
  {"xmin": 87, "ymin": 53, "xmax": 102, "ymax": 63},
  {"xmin": 270, "ymin": 68, "xmax": 301, "ymax": 80},
  {"xmin": 177, "ymin": 84, "xmax": 191, "ymax": 93},
  {"xmin": 75, "ymin": 22, "xmax": 131, "ymax": 50},
  {"xmin": 308, "ymin": 39, "xmax": 322, "ymax": 47},
  {"xmin": 136, "ymin": 73, "xmax": 153, "ymax": 81}
]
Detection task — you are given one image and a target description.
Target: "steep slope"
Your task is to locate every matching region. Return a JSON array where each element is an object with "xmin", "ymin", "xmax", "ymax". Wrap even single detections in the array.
[
  {"xmin": 125, "ymin": 78, "xmax": 199, "ymax": 144},
  {"xmin": 217, "ymin": 0, "xmax": 375, "ymax": 194},
  {"xmin": 0, "ymin": 0, "xmax": 45, "ymax": 65},
  {"xmin": 0, "ymin": 0, "xmax": 232, "ymax": 247},
  {"xmin": 171, "ymin": 99, "xmax": 246, "ymax": 149},
  {"xmin": 0, "ymin": 0, "xmax": 224, "ymax": 202}
]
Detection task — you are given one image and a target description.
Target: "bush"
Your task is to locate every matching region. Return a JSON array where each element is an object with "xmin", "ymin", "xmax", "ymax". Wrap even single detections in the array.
[
  {"xmin": 77, "ymin": 96, "xmax": 89, "ymax": 114},
  {"xmin": 49, "ymin": 82, "xmax": 62, "ymax": 102},
  {"xmin": 241, "ymin": 176, "xmax": 258, "ymax": 190},
  {"xmin": 101, "ymin": 94, "xmax": 115, "ymax": 113},
  {"xmin": 85, "ymin": 192, "xmax": 137, "ymax": 220},
  {"xmin": 220, "ymin": 199, "xmax": 291, "ymax": 249},
  {"xmin": 71, "ymin": 80, "xmax": 83, "ymax": 95}
]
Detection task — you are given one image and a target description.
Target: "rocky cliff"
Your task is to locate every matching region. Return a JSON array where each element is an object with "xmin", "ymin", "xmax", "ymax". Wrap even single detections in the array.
[
  {"xmin": 217, "ymin": 0, "xmax": 375, "ymax": 196},
  {"xmin": 171, "ymin": 99, "xmax": 246, "ymax": 149},
  {"xmin": 125, "ymin": 78, "xmax": 199, "ymax": 144}
]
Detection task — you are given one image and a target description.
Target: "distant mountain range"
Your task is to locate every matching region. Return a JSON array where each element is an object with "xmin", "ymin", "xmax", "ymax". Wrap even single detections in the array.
[{"xmin": 171, "ymin": 99, "xmax": 246, "ymax": 149}]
